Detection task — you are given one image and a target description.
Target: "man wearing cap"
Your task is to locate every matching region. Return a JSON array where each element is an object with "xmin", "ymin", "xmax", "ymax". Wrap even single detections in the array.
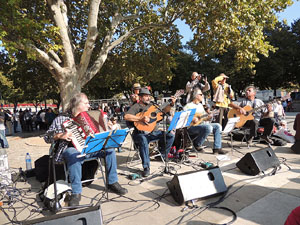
[
  {"xmin": 124, "ymin": 87, "xmax": 176, "ymax": 177},
  {"xmin": 186, "ymin": 72, "xmax": 210, "ymax": 104},
  {"xmin": 131, "ymin": 83, "xmax": 141, "ymax": 105},
  {"xmin": 212, "ymin": 73, "xmax": 234, "ymax": 128}
]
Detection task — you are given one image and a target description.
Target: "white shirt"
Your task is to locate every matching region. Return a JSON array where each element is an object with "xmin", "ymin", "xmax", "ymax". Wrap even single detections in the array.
[{"xmin": 184, "ymin": 102, "xmax": 205, "ymax": 114}]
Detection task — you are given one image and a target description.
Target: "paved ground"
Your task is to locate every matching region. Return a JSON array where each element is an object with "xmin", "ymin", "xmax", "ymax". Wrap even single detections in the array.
[{"xmin": 0, "ymin": 112, "xmax": 299, "ymax": 225}]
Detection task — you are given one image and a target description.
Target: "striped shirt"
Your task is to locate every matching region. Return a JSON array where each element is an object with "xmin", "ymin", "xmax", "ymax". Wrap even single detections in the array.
[{"xmin": 44, "ymin": 114, "xmax": 72, "ymax": 162}]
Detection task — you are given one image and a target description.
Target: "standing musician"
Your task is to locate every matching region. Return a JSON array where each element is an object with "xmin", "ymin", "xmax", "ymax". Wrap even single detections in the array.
[
  {"xmin": 186, "ymin": 72, "xmax": 210, "ymax": 104},
  {"xmin": 212, "ymin": 73, "xmax": 234, "ymax": 128},
  {"xmin": 230, "ymin": 86, "xmax": 275, "ymax": 145},
  {"xmin": 130, "ymin": 83, "xmax": 141, "ymax": 105},
  {"xmin": 124, "ymin": 87, "xmax": 176, "ymax": 177},
  {"xmin": 44, "ymin": 93, "xmax": 128, "ymax": 208},
  {"xmin": 184, "ymin": 88, "xmax": 226, "ymax": 154}
]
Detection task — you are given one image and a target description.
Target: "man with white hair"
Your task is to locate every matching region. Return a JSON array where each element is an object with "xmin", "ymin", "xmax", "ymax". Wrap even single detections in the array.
[{"xmin": 184, "ymin": 89, "xmax": 226, "ymax": 154}]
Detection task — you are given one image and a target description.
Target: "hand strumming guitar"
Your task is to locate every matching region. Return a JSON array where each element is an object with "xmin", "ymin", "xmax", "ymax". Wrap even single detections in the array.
[
  {"xmin": 140, "ymin": 115, "xmax": 150, "ymax": 125},
  {"xmin": 238, "ymin": 107, "xmax": 246, "ymax": 115}
]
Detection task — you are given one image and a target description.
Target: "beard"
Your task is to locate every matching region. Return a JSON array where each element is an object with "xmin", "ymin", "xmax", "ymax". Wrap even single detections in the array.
[{"xmin": 142, "ymin": 99, "xmax": 150, "ymax": 105}]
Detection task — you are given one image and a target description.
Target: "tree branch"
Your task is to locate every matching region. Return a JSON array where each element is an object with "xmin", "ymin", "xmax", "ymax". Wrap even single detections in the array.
[
  {"xmin": 49, "ymin": 50, "xmax": 62, "ymax": 64},
  {"xmin": 108, "ymin": 23, "xmax": 170, "ymax": 51},
  {"xmin": 78, "ymin": 0, "xmax": 101, "ymax": 80},
  {"xmin": 47, "ymin": 0, "xmax": 75, "ymax": 69},
  {"xmin": 81, "ymin": 22, "xmax": 170, "ymax": 86}
]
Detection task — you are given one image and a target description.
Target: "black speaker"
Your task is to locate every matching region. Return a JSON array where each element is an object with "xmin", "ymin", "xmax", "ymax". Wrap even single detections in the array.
[
  {"xmin": 21, "ymin": 205, "xmax": 103, "ymax": 225},
  {"xmin": 167, "ymin": 167, "xmax": 227, "ymax": 205},
  {"xmin": 236, "ymin": 147, "xmax": 280, "ymax": 176}
]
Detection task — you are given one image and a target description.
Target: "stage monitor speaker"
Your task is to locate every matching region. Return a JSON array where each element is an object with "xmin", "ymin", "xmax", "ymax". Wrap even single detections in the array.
[
  {"xmin": 236, "ymin": 147, "xmax": 280, "ymax": 176},
  {"xmin": 21, "ymin": 205, "xmax": 103, "ymax": 225},
  {"xmin": 167, "ymin": 167, "xmax": 227, "ymax": 205}
]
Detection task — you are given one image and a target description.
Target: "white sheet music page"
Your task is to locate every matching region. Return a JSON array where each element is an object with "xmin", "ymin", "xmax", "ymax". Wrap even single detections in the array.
[
  {"xmin": 176, "ymin": 110, "xmax": 192, "ymax": 129},
  {"xmin": 222, "ymin": 117, "xmax": 240, "ymax": 134}
]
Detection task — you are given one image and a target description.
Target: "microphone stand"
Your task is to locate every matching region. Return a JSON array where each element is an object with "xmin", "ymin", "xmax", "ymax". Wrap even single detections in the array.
[{"xmin": 150, "ymin": 102, "xmax": 173, "ymax": 175}]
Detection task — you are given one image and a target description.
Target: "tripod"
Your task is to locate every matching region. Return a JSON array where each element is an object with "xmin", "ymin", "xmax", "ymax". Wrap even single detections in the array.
[{"xmin": 150, "ymin": 103, "xmax": 175, "ymax": 175}]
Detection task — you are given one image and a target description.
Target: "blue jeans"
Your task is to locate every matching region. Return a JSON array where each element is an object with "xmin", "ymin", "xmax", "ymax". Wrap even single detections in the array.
[
  {"xmin": 0, "ymin": 130, "xmax": 9, "ymax": 148},
  {"xmin": 62, "ymin": 147, "xmax": 118, "ymax": 194},
  {"xmin": 132, "ymin": 130, "xmax": 175, "ymax": 169},
  {"xmin": 187, "ymin": 123, "xmax": 222, "ymax": 149}
]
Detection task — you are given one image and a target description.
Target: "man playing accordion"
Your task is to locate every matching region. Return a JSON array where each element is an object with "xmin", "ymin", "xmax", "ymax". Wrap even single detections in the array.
[{"xmin": 44, "ymin": 93, "xmax": 127, "ymax": 208}]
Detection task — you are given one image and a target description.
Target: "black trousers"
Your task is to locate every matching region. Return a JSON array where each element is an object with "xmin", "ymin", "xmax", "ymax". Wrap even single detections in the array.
[{"xmin": 243, "ymin": 118, "xmax": 276, "ymax": 138}]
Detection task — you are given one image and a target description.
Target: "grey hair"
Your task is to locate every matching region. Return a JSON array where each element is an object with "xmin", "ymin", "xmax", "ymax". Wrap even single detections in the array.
[
  {"xmin": 245, "ymin": 85, "xmax": 257, "ymax": 93},
  {"xmin": 67, "ymin": 93, "xmax": 87, "ymax": 116},
  {"xmin": 192, "ymin": 88, "xmax": 202, "ymax": 100}
]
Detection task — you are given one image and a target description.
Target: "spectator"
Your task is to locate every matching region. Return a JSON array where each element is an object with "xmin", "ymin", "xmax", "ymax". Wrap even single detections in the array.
[
  {"xmin": 45, "ymin": 108, "xmax": 56, "ymax": 129},
  {"xmin": 0, "ymin": 108, "xmax": 9, "ymax": 148}
]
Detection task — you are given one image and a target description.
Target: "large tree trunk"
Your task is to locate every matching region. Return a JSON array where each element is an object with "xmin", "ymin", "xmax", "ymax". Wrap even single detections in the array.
[{"xmin": 59, "ymin": 72, "xmax": 82, "ymax": 111}]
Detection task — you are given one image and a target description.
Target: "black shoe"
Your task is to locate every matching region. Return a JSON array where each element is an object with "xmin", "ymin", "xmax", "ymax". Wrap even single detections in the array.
[
  {"xmin": 69, "ymin": 193, "xmax": 81, "ymax": 208},
  {"xmin": 142, "ymin": 168, "xmax": 150, "ymax": 177},
  {"xmin": 247, "ymin": 137, "xmax": 254, "ymax": 145},
  {"xmin": 261, "ymin": 135, "xmax": 274, "ymax": 144},
  {"xmin": 195, "ymin": 146, "xmax": 205, "ymax": 152},
  {"xmin": 108, "ymin": 182, "xmax": 128, "ymax": 195},
  {"xmin": 213, "ymin": 149, "xmax": 227, "ymax": 154}
]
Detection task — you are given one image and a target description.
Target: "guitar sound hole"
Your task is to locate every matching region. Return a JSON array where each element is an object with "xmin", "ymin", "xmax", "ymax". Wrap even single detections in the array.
[{"xmin": 151, "ymin": 112, "xmax": 157, "ymax": 117}]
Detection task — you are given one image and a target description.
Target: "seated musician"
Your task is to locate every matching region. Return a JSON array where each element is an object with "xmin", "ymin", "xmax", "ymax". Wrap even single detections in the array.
[
  {"xmin": 44, "ymin": 93, "xmax": 127, "ymax": 208},
  {"xmin": 184, "ymin": 88, "xmax": 226, "ymax": 154},
  {"xmin": 124, "ymin": 87, "xmax": 176, "ymax": 177},
  {"xmin": 231, "ymin": 86, "xmax": 275, "ymax": 145}
]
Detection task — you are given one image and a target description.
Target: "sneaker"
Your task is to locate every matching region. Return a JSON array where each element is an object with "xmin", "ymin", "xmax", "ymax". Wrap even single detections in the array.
[
  {"xmin": 142, "ymin": 167, "xmax": 150, "ymax": 177},
  {"xmin": 247, "ymin": 137, "xmax": 254, "ymax": 145},
  {"xmin": 69, "ymin": 193, "xmax": 81, "ymax": 208},
  {"xmin": 108, "ymin": 182, "xmax": 128, "ymax": 195},
  {"xmin": 213, "ymin": 149, "xmax": 227, "ymax": 155},
  {"xmin": 261, "ymin": 135, "xmax": 274, "ymax": 144}
]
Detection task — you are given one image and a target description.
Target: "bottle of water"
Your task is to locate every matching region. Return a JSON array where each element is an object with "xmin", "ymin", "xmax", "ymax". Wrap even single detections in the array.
[
  {"xmin": 25, "ymin": 153, "xmax": 32, "ymax": 170},
  {"xmin": 0, "ymin": 148, "xmax": 11, "ymax": 185}
]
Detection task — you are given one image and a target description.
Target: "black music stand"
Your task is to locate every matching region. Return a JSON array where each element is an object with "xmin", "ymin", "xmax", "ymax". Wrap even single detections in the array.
[
  {"xmin": 81, "ymin": 128, "xmax": 130, "ymax": 198},
  {"xmin": 164, "ymin": 109, "xmax": 196, "ymax": 173}
]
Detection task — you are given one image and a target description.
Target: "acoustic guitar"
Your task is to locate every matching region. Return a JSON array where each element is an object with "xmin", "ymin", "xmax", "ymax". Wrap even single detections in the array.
[
  {"xmin": 228, "ymin": 96, "xmax": 288, "ymax": 128},
  {"xmin": 189, "ymin": 110, "xmax": 219, "ymax": 127},
  {"xmin": 134, "ymin": 89, "xmax": 185, "ymax": 132}
]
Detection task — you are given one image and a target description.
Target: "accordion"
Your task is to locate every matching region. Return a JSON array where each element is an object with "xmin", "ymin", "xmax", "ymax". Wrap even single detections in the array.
[{"xmin": 62, "ymin": 110, "xmax": 108, "ymax": 152}]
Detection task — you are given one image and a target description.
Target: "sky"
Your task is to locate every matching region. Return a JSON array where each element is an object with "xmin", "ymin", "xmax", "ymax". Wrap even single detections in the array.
[{"xmin": 175, "ymin": 1, "xmax": 300, "ymax": 45}]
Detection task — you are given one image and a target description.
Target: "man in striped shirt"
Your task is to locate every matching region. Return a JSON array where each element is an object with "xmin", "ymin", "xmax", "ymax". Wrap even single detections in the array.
[{"xmin": 44, "ymin": 93, "xmax": 127, "ymax": 209}]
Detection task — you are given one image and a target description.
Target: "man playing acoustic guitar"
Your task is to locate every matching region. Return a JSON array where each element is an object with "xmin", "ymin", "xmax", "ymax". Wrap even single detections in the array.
[
  {"xmin": 230, "ymin": 86, "xmax": 276, "ymax": 145},
  {"xmin": 184, "ymin": 88, "xmax": 226, "ymax": 154},
  {"xmin": 124, "ymin": 87, "xmax": 176, "ymax": 177}
]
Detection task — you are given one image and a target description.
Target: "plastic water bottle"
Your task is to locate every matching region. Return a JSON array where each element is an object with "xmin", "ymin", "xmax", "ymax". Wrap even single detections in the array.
[
  {"xmin": 25, "ymin": 153, "xmax": 32, "ymax": 171},
  {"xmin": 0, "ymin": 148, "xmax": 11, "ymax": 185}
]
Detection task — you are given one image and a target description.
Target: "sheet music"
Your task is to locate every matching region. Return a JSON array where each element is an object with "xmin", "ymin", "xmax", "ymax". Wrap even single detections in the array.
[
  {"xmin": 222, "ymin": 117, "xmax": 240, "ymax": 134},
  {"xmin": 168, "ymin": 109, "xmax": 196, "ymax": 131},
  {"xmin": 176, "ymin": 110, "xmax": 192, "ymax": 129}
]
